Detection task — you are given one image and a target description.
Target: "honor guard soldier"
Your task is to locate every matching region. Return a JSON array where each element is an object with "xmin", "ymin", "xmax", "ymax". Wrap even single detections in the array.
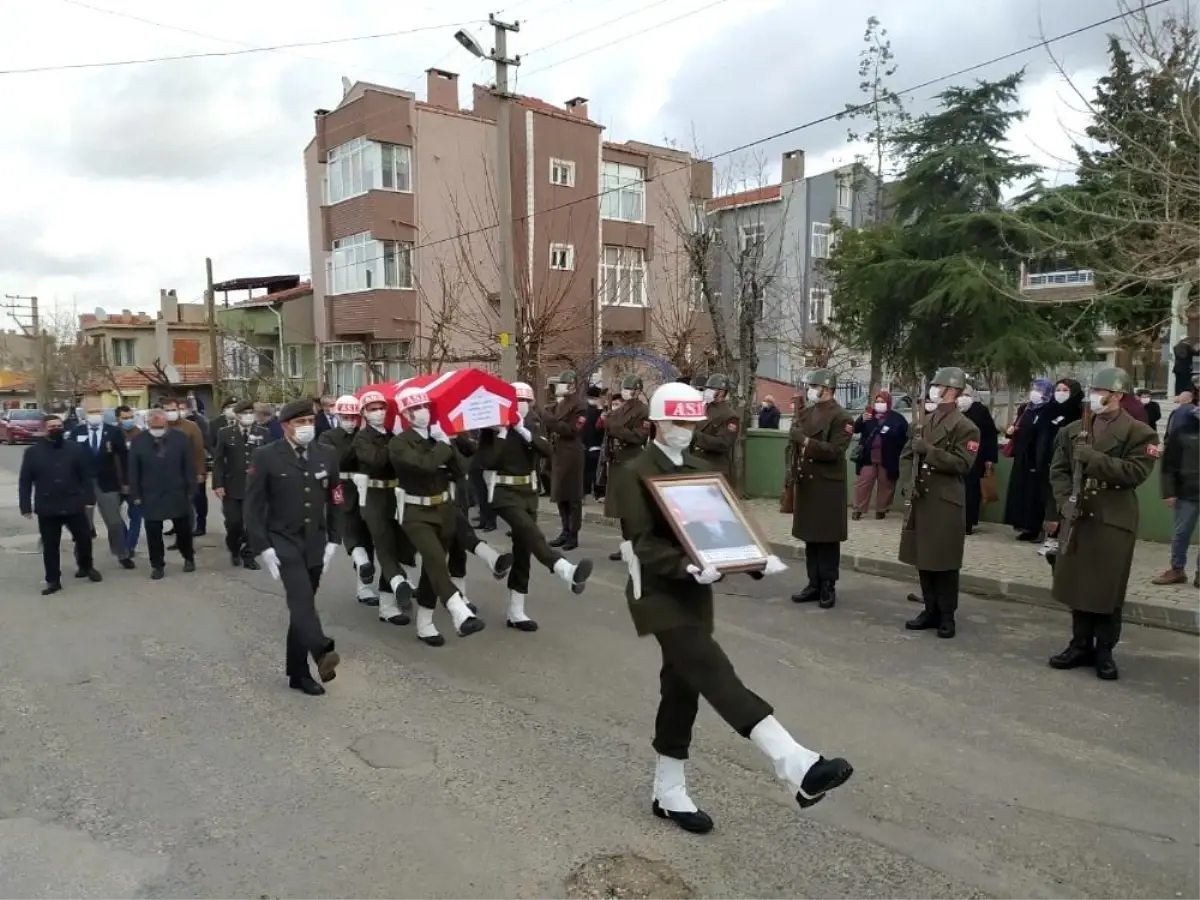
[
  {"xmin": 1047, "ymin": 367, "xmax": 1157, "ymax": 680},
  {"xmin": 390, "ymin": 386, "xmax": 485, "ymax": 646},
  {"xmin": 211, "ymin": 400, "xmax": 269, "ymax": 570},
  {"xmin": 690, "ymin": 374, "xmax": 739, "ymax": 480},
  {"xmin": 899, "ymin": 366, "xmax": 980, "ymax": 639},
  {"xmin": 788, "ymin": 369, "xmax": 855, "ymax": 608},
  {"xmin": 617, "ymin": 382, "xmax": 853, "ymax": 834},
  {"xmin": 604, "ymin": 375, "xmax": 651, "ymax": 562},
  {"xmin": 443, "ymin": 428, "xmax": 514, "ymax": 613},
  {"xmin": 478, "ymin": 381, "xmax": 594, "ymax": 630},
  {"xmin": 352, "ymin": 390, "xmax": 415, "ymax": 625},
  {"xmin": 318, "ymin": 394, "xmax": 379, "ymax": 606},
  {"xmin": 546, "ymin": 370, "xmax": 587, "ymax": 549},
  {"xmin": 243, "ymin": 399, "xmax": 343, "ymax": 696}
]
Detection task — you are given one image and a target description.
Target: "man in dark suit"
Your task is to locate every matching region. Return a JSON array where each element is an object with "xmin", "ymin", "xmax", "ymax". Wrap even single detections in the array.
[
  {"xmin": 314, "ymin": 394, "xmax": 338, "ymax": 437},
  {"xmin": 128, "ymin": 409, "xmax": 197, "ymax": 580},
  {"xmin": 244, "ymin": 399, "xmax": 343, "ymax": 695},
  {"xmin": 70, "ymin": 402, "xmax": 134, "ymax": 570},
  {"xmin": 212, "ymin": 400, "xmax": 269, "ymax": 569}
]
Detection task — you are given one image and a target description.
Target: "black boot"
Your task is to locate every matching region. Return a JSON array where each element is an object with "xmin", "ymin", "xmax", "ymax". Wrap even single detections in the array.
[
  {"xmin": 652, "ymin": 801, "xmax": 714, "ymax": 834},
  {"xmin": 791, "ymin": 584, "xmax": 819, "ymax": 603},
  {"xmin": 936, "ymin": 615, "xmax": 956, "ymax": 639},
  {"xmin": 549, "ymin": 532, "xmax": 569, "ymax": 548},
  {"xmin": 817, "ymin": 581, "xmax": 837, "ymax": 609},
  {"xmin": 795, "ymin": 756, "xmax": 855, "ymax": 809},
  {"xmin": 905, "ymin": 599, "xmax": 940, "ymax": 630},
  {"xmin": 230, "ymin": 551, "xmax": 242, "ymax": 567},
  {"xmin": 608, "ymin": 549, "xmax": 623, "ymax": 561},
  {"xmin": 1049, "ymin": 612, "xmax": 1094, "ymax": 669},
  {"xmin": 561, "ymin": 533, "xmax": 579, "ymax": 551},
  {"xmin": 1094, "ymin": 644, "xmax": 1119, "ymax": 680}
]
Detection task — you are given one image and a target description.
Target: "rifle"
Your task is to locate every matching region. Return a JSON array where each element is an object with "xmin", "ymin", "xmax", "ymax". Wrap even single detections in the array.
[
  {"xmin": 780, "ymin": 393, "xmax": 807, "ymax": 513},
  {"xmin": 1057, "ymin": 407, "xmax": 1093, "ymax": 554},
  {"xmin": 904, "ymin": 400, "xmax": 927, "ymax": 513}
]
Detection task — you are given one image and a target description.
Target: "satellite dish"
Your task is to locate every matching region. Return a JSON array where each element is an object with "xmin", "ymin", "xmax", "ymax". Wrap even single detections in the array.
[
  {"xmin": 164, "ymin": 364, "xmax": 181, "ymax": 383},
  {"xmin": 94, "ymin": 307, "xmax": 106, "ymax": 319},
  {"xmin": 341, "ymin": 76, "xmax": 352, "ymax": 96}
]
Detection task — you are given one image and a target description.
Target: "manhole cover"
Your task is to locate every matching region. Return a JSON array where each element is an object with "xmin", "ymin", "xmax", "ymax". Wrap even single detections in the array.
[{"xmin": 565, "ymin": 852, "xmax": 696, "ymax": 900}]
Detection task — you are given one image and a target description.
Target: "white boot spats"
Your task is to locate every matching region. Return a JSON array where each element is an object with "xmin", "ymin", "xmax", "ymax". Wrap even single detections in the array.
[
  {"xmin": 651, "ymin": 755, "xmax": 713, "ymax": 834},
  {"xmin": 749, "ymin": 715, "xmax": 853, "ymax": 809}
]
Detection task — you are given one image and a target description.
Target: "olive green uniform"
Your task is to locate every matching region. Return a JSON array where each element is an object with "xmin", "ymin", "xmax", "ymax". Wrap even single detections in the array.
[
  {"xmin": 211, "ymin": 421, "xmax": 270, "ymax": 562},
  {"xmin": 318, "ymin": 424, "xmax": 372, "ymax": 558},
  {"xmin": 690, "ymin": 400, "xmax": 738, "ymax": 481},
  {"xmin": 618, "ymin": 443, "xmax": 773, "ymax": 760},
  {"xmin": 788, "ymin": 400, "xmax": 854, "ymax": 601},
  {"xmin": 352, "ymin": 425, "xmax": 415, "ymax": 612},
  {"xmin": 602, "ymin": 398, "xmax": 650, "ymax": 523},
  {"xmin": 547, "ymin": 392, "xmax": 587, "ymax": 541}
]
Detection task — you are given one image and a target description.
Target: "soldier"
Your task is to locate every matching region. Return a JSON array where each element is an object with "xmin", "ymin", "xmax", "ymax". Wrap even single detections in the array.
[
  {"xmin": 690, "ymin": 373, "xmax": 739, "ymax": 481},
  {"xmin": 390, "ymin": 386, "xmax": 485, "ymax": 646},
  {"xmin": 788, "ymin": 369, "xmax": 855, "ymax": 609},
  {"xmin": 243, "ymin": 399, "xmax": 342, "ymax": 696},
  {"xmin": 604, "ymin": 375, "xmax": 651, "ymax": 562},
  {"xmin": 478, "ymin": 381, "xmax": 594, "ymax": 631},
  {"xmin": 537, "ymin": 388, "xmax": 557, "ymax": 497},
  {"xmin": 444, "ymin": 429, "xmax": 513, "ymax": 612},
  {"xmin": 211, "ymin": 400, "xmax": 269, "ymax": 570},
  {"xmin": 318, "ymin": 394, "xmax": 379, "ymax": 606},
  {"xmin": 352, "ymin": 390, "xmax": 415, "ymax": 626},
  {"xmin": 1047, "ymin": 367, "xmax": 1158, "ymax": 681},
  {"xmin": 617, "ymin": 382, "xmax": 853, "ymax": 834},
  {"xmin": 898, "ymin": 366, "xmax": 980, "ymax": 639},
  {"xmin": 546, "ymin": 370, "xmax": 586, "ymax": 550}
]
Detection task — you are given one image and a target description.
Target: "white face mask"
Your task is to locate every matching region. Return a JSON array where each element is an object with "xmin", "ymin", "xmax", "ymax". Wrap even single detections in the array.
[
  {"xmin": 806, "ymin": 387, "xmax": 821, "ymax": 403},
  {"xmin": 657, "ymin": 421, "xmax": 694, "ymax": 450},
  {"xmin": 873, "ymin": 402, "xmax": 887, "ymax": 414},
  {"xmin": 956, "ymin": 395, "xmax": 973, "ymax": 412},
  {"xmin": 365, "ymin": 409, "xmax": 386, "ymax": 427},
  {"xmin": 517, "ymin": 401, "xmax": 530, "ymax": 419},
  {"xmin": 928, "ymin": 386, "xmax": 943, "ymax": 402},
  {"xmin": 238, "ymin": 413, "xmax": 254, "ymax": 426},
  {"xmin": 86, "ymin": 414, "xmax": 103, "ymax": 427},
  {"xmin": 1088, "ymin": 393, "xmax": 1107, "ymax": 413},
  {"xmin": 924, "ymin": 401, "xmax": 938, "ymax": 413},
  {"xmin": 408, "ymin": 408, "xmax": 431, "ymax": 429},
  {"xmin": 223, "ymin": 407, "xmax": 235, "ymax": 420},
  {"xmin": 292, "ymin": 425, "xmax": 315, "ymax": 445},
  {"xmin": 1138, "ymin": 395, "xmax": 1149, "ymax": 405},
  {"xmin": 1029, "ymin": 389, "xmax": 1044, "ymax": 404},
  {"xmin": 620, "ymin": 389, "xmax": 634, "ymax": 401},
  {"xmin": 165, "ymin": 410, "xmax": 180, "ymax": 422},
  {"xmin": 554, "ymin": 383, "xmax": 569, "ymax": 398},
  {"xmin": 587, "ymin": 398, "xmax": 599, "ymax": 407},
  {"xmin": 1053, "ymin": 390, "xmax": 1070, "ymax": 404},
  {"xmin": 702, "ymin": 388, "xmax": 716, "ymax": 403},
  {"xmin": 149, "ymin": 427, "xmax": 166, "ymax": 438}
]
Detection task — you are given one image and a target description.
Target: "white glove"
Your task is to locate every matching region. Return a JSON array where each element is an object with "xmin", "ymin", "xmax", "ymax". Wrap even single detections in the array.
[
  {"xmin": 515, "ymin": 425, "xmax": 532, "ymax": 444},
  {"xmin": 762, "ymin": 554, "xmax": 788, "ymax": 576},
  {"xmin": 322, "ymin": 542, "xmax": 338, "ymax": 573},
  {"xmin": 497, "ymin": 426, "xmax": 509, "ymax": 440},
  {"xmin": 430, "ymin": 422, "xmax": 451, "ymax": 444},
  {"xmin": 261, "ymin": 547, "xmax": 280, "ymax": 580},
  {"xmin": 686, "ymin": 563, "xmax": 722, "ymax": 585}
]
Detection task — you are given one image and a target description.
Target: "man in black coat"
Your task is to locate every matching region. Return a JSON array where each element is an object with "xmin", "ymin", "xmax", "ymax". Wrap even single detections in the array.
[
  {"xmin": 69, "ymin": 402, "xmax": 134, "ymax": 569},
  {"xmin": 957, "ymin": 391, "xmax": 999, "ymax": 534},
  {"xmin": 19, "ymin": 412, "xmax": 102, "ymax": 594},
  {"xmin": 582, "ymin": 385, "xmax": 605, "ymax": 499},
  {"xmin": 212, "ymin": 400, "xmax": 270, "ymax": 569},
  {"xmin": 314, "ymin": 394, "xmax": 338, "ymax": 436},
  {"xmin": 128, "ymin": 408, "xmax": 197, "ymax": 580}
]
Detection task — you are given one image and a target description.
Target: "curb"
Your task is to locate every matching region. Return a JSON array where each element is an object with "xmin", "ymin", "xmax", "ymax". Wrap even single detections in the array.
[{"xmin": 539, "ymin": 507, "xmax": 1199, "ymax": 637}]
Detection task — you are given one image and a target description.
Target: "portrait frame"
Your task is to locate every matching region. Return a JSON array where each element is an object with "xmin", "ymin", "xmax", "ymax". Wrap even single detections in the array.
[{"xmin": 642, "ymin": 472, "xmax": 772, "ymax": 573}]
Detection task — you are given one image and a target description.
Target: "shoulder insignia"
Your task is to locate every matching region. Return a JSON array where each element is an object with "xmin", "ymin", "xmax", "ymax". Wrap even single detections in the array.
[
  {"xmin": 1146, "ymin": 443, "xmax": 1161, "ymax": 458},
  {"xmin": 640, "ymin": 419, "xmax": 651, "ymax": 432},
  {"xmin": 967, "ymin": 440, "xmax": 980, "ymax": 453},
  {"xmin": 575, "ymin": 415, "xmax": 586, "ymax": 429},
  {"xmin": 331, "ymin": 484, "xmax": 345, "ymax": 505},
  {"xmin": 726, "ymin": 420, "xmax": 739, "ymax": 432},
  {"xmin": 843, "ymin": 422, "xmax": 854, "ymax": 434}
]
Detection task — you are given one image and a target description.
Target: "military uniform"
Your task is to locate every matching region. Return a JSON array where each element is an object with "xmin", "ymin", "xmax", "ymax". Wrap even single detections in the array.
[
  {"xmin": 211, "ymin": 400, "xmax": 270, "ymax": 568},
  {"xmin": 537, "ymin": 399, "xmax": 556, "ymax": 496},
  {"xmin": 1048, "ymin": 373, "xmax": 1157, "ymax": 680},
  {"xmin": 546, "ymin": 375, "xmax": 587, "ymax": 548},
  {"xmin": 788, "ymin": 377, "xmax": 855, "ymax": 608},
  {"xmin": 444, "ymin": 432, "xmax": 510, "ymax": 608},
  {"xmin": 602, "ymin": 395, "xmax": 650, "ymax": 521},
  {"xmin": 691, "ymin": 375, "xmax": 739, "ymax": 481},
  {"xmin": 318, "ymin": 419, "xmax": 378, "ymax": 605},
  {"xmin": 898, "ymin": 368, "xmax": 980, "ymax": 639},
  {"xmin": 352, "ymin": 424, "xmax": 414, "ymax": 624},
  {"xmin": 243, "ymin": 405, "xmax": 342, "ymax": 693}
]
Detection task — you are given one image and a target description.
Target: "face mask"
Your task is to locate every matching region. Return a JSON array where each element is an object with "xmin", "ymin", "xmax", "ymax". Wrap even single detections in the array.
[
  {"xmin": 702, "ymin": 389, "xmax": 716, "ymax": 403},
  {"xmin": 365, "ymin": 409, "xmax": 386, "ymax": 427},
  {"xmin": 554, "ymin": 383, "xmax": 569, "ymax": 398},
  {"xmin": 166, "ymin": 411, "xmax": 179, "ymax": 422},
  {"xmin": 149, "ymin": 427, "xmax": 166, "ymax": 439},
  {"xmin": 587, "ymin": 398, "xmax": 599, "ymax": 407},
  {"xmin": 239, "ymin": 413, "xmax": 254, "ymax": 426},
  {"xmin": 1138, "ymin": 396, "xmax": 1149, "ymax": 405},
  {"xmin": 924, "ymin": 401, "xmax": 938, "ymax": 413},
  {"xmin": 119, "ymin": 418, "xmax": 135, "ymax": 430},
  {"xmin": 806, "ymin": 387, "xmax": 821, "ymax": 403},
  {"xmin": 517, "ymin": 401, "xmax": 530, "ymax": 418},
  {"xmin": 956, "ymin": 395, "xmax": 973, "ymax": 412},
  {"xmin": 1088, "ymin": 393, "xmax": 1107, "ymax": 414},
  {"xmin": 1053, "ymin": 390, "xmax": 1070, "ymax": 404},
  {"xmin": 873, "ymin": 402, "xmax": 887, "ymax": 413},
  {"xmin": 657, "ymin": 421, "xmax": 694, "ymax": 450},
  {"xmin": 292, "ymin": 425, "xmax": 316, "ymax": 445},
  {"xmin": 928, "ymin": 386, "xmax": 943, "ymax": 402},
  {"xmin": 47, "ymin": 428, "xmax": 64, "ymax": 443},
  {"xmin": 620, "ymin": 389, "xmax": 634, "ymax": 401},
  {"xmin": 223, "ymin": 407, "xmax": 235, "ymax": 420},
  {"xmin": 86, "ymin": 414, "xmax": 103, "ymax": 427},
  {"xmin": 1029, "ymin": 390, "xmax": 1044, "ymax": 404},
  {"xmin": 408, "ymin": 408, "xmax": 431, "ymax": 429}
]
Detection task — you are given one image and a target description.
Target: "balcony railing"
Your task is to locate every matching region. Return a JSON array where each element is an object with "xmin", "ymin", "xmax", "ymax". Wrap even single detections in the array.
[{"xmin": 1023, "ymin": 269, "xmax": 1095, "ymax": 290}]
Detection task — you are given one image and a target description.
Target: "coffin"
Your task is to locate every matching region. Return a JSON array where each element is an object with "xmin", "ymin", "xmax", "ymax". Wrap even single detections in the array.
[{"xmin": 402, "ymin": 369, "xmax": 517, "ymax": 434}]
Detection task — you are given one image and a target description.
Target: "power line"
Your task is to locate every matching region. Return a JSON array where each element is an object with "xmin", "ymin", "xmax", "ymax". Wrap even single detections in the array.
[{"xmin": 523, "ymin": 0, "xmax": 678, "ymax": 56}]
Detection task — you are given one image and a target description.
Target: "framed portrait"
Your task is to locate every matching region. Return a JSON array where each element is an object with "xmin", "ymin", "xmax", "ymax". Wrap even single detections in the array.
[{"xmin": 642, "ymin": 473, "xmax": 771, "ymax": 573}]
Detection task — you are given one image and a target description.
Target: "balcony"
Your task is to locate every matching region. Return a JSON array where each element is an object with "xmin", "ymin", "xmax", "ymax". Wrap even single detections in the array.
[{"xmin": 1022, "ymin": 269, "xmax": 1095, "ymax": 290}]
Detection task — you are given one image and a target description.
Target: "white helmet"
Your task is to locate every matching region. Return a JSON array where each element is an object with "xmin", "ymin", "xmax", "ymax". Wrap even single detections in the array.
[
  {"xmin": 333, "ymin": 394, "xmax": 360, "ymax": 416},
  {"xmin": 395, "ymin": 386, "xmax": 431, "ymax": 413},
  {"xmin": 511, "ymin": 381, "xmax": 535, "ymax": 401},
  {"xmin": 649, "ymin": 383, "xmax": 707, "ymax": 421},
  {"xmin": 359, "ymin": 390, "xmax": 387, "ymax": 408}
]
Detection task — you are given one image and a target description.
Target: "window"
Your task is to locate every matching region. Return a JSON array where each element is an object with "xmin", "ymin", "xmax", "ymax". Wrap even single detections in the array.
[
  {"xmin": 549, "ymin": 158, "xmax": 575, "ymax": 187},
  {"xmin": 811, "ymin": 222, "xmax": 833, "ymax": 259},
  {"xmin": 326, "ymin": 137, "xmax": 412, "ymax": 204},
  {"xmin": 323, "ymin": 342, "xmax": 367, "ymax": 396},
  {"xmin": 691, "ymin": 200, "xmax": 707, "ymax": 234},
  {"xmin": 110, "ymin": 338, "xmax": 136, "ymax": 366},
  {"xmin": 601, "ymin": 161, "xmax": 645, "ymax": 222},
  {"xmin": 329, "ymin": 232, "xmax": 414, "ymax": 294},
  {"xmin": 836, "ymin": 176, "xmax": 852, "ymax": 210},
  {"xmin": 601, "ymin": 246, "xmax": 646, "ymax": 307},
  {"xmin": 227, "ymin": 345, "xmax": 254, "ymax": 380},
  {"xmin": 740, "ymin": 222, "xmax": 767, "ymax": 253},
  {"xmin": 549, "ymin": 243, "xmax": 574, "ymax": 271},
  {"xmin": 172, "ymin": 339, "xmax": 200, "ymax": 366},
  {"xmin": 285, "ymin": 345, "xmax": 302, "ymax": 379},
  {"xmin": 257, "ymin": 347, "xmax": 276, "ymax": 376},
  {"xmin": 369, "ymin": 341, "xmax": 413, "ymax": 382},
  {"xmin": 808, "ymin": 286, "xmax": 829, "ymax": 324}
]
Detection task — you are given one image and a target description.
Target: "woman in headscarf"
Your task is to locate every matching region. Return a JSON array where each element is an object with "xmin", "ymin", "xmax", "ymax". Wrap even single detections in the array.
[
  {"xmin": 956, "ymin": 388, "xmax": 999, "ymax": 534},
  {"xmin": 1002, "ymin": 377, "xmax": 1057, "ymax": 541},
  {"xmin": 851, "ymin": 389, "xmax": 908, "ymax": 520},
  {"xmin": 1036, "ymin": 378, "xmax": 1084, "ymax": 522}
]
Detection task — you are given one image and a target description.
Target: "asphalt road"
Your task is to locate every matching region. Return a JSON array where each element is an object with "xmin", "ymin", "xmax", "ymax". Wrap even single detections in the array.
[{"xmin": 0, "ymin": 445, "xmax": 1196, "ymax": 899}]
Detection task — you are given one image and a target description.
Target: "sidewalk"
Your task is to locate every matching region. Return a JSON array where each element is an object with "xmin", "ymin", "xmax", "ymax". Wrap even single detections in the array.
[{"xmin": 539, "ymin": 497, "xmax": 1200, "ymax": 636}]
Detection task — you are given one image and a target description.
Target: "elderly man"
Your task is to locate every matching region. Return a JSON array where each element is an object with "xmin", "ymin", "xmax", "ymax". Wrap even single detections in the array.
[
  {"xmin": 69, "ymin": 401, "xmax": 134, "ymax": 570},
  {"xmin": 128, "ymin": 409, "xmax": 197, "ymax": 579}
]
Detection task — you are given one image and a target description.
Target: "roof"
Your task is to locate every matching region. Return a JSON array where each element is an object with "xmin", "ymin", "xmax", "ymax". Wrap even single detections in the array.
[
  {"xmin": 224, "ymin": 281, "xmax": 313, "ymax": 309},
  {"xmin": 83, "ymin": 365, "xmax": 217, "ymax": 392},
  {"xmin": 212, "ymin": 274, "xmax": 301, "ymax": 294},
  {"xmin": 706, "ymin": 185, "xmax": 782, "ymax": 213},
  {"xmin": 79, "ymin": 311, "xmax": 155, "ymax": 328}
]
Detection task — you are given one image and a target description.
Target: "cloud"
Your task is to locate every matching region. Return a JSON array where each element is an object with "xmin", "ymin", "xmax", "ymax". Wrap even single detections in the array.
[{"xmin": 0, "ymin": 211, "xmax": 111, "ymax": 280}]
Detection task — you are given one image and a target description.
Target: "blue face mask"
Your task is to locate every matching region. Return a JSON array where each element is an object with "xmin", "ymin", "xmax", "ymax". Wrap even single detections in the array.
[{"xmin": 120, "ymin": 419, "xmax": 135, "ymax": 430}]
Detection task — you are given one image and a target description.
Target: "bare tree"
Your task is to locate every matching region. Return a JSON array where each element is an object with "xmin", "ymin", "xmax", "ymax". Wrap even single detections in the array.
[{"xmin": 413, "ymin": 259, "xmax": 472, "ymax": 372}]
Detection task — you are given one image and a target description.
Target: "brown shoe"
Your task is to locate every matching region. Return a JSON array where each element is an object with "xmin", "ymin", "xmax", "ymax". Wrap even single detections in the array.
[
  {"xmin": 315, "ymin": 651, "xmax": 340, "ymax": 683},
  {"xmin": 1151, "ymin": 568, "xmax": 1188, "ymax": 585}
]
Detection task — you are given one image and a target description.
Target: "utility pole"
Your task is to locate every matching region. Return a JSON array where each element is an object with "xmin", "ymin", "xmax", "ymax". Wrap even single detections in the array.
[
  {"xmin": 3, "ymin": 293, "xmax": 47, "ymax": 408},
  {"xmin": 489, "ymin": 14, "xmax": 520, "ymax": 381},
  {"xmin": 204, "ymin": 257, "xmax": 220, "ymax": 402}
]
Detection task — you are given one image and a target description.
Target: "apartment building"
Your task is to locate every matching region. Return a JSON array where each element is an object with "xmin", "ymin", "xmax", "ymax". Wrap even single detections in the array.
[
  {"xmin": 303, "ymin": 70, "xmax": 713, "ymax": 391},
  {"xmin": 704, "ymin": 149, "xmax": 877, "ymax": 387},
  {"xmin": 215, "ymin": 280, "xmax": 319, "ymax": 400}
]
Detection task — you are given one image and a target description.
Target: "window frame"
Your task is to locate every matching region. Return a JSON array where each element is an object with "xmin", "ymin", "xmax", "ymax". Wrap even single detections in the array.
[
  {"xmin": 549, "ymin": 158, "xmax": 575, "ymax": 188},
  {"xmin": 110, "ymin": 337, "xmax": 136, "ymax": 366},
  {"xmin": 326, "ymin": 137, "xmax": 413, "ymax": 205},
  {"xmin": 836, "ymin": 176, "xmax": 852, "ymax": 211},
  {"xmin": 601, "ymin": 245, "xmax": 647, "ymax": 307},
  {"xmin": 808, "ymin": 285, "xmax": 830, "ymax": 325},
  {"xmin": 549, "ymin": 243, "xmax": 575, "ymax": 271},
  {"xmin": 811, "ymin": 222, "xmax": 833, "ymax": 259},
  {"xmin": 601, "ymin": 161, "xmax": 646, "ymax": 223}
]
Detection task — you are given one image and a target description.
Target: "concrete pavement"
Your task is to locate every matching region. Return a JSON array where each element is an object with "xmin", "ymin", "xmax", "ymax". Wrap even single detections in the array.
[{"xmin": 0, "ymin": 446, "xmax": 1197, "ymax": 899}]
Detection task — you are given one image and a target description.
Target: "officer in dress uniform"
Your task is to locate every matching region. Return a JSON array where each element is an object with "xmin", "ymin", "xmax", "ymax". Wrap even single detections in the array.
[
  {"xmin": 477, "ymin": 381, "xmax": 594, "ymax": 631},
  {"xmin": 690, "ymin": 374, "xmax": 739, "ymax": 481},
  {"xmin": 243, "ymin": 399, "xmax": 343, "ymax": 696},
  {"xmin": 898, "ymin": 366, "xmax": 980, "ymax": 639},
  {"xmin": 211, "ymin": 399, "xmax": 268, "ymax": 570},
  {"xmin": 1047, "ymin": 367, "xmax": 1158, "ymax": 681},
  {"xmin": 546, "ymin": 370, "xmax": 586, "ymax": 549},
  {"xmin": 352, "ymin": 390, "xmax": 416, "ymax": 625},
  {"xmin": 617, "ymin": 382, "xmax": 853, "ymax": 834},
  {"xmin": 318, "ymin": 394, "xmax": 379, "ymax": 606},
  {"xmin": 604, "ymin": 375, "xmax": 651, "ymax": 562},
  {"xmin": 390, "ymin": 386, "xmax": 485, "ymax": 646},
  {"xmin": 788, "ymin": 369, "xmax": 855, "ymax": 609}
]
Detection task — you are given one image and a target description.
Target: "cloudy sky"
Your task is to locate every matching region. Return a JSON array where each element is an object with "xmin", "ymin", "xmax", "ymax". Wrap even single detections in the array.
[{"xmin": 0, "ymin": 0, "xmax": 1138, "ymax": 320}]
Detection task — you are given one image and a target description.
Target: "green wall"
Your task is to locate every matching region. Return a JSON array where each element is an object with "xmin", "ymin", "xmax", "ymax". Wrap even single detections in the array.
[{"xmin": 744, "ymin": 429, "xmax": 1175, "ymax": 544}]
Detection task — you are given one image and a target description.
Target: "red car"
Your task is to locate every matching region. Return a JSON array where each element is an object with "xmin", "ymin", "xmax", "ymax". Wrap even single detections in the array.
[{"xmin": 0, "ymin": 409, "xmax": 45, "ymax": 444}]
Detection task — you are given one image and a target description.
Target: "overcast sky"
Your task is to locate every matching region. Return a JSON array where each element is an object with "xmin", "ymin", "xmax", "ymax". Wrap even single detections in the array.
[{"xmin": 0, "ymin": 0, "xmax": 1140, "ymax": 318}]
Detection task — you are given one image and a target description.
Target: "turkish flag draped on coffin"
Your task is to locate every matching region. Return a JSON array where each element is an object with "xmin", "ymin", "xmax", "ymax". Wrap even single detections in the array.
[{"xmin": 402, "ymin": 369, "xmax": 518, "ymax": 435}]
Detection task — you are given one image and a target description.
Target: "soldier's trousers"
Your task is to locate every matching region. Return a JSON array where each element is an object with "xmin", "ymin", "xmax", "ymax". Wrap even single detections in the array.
[
  {"xmin": 1070, "ymin": 607, "xmax": 1124, "ymax": 648},
  {"xmin": 404, "ymin": 505, "xmax": 459, "ymax": 610},
  {"xmin": 338, "ymin": 481, "xmax": 372, "ymax": 555},
  {"xmin": 555, "ymin": 501, "xmax": 582, "ymax": 537},
  {"xmin": 447, "ymin": 506, "xmax": 481, "ymax": 579},
  {"xmin": 652, "ymin": 626, "xmax": 774, "ymax": 760},
  {"xmin": 221, "ymin": 496, "xmax": 251, "ymax": 558},
  {"xmin": 804, "ymin": 542, "xmax": 841, "ymax": 585},
  {"xmin": 361, "ymin": 489, "xmax": 408, "ymax": 587},
  {"xmin": 281, "ymin": 562, "xmax": 332, "ymax": 678},
  {"xmin": 495, "ymin": 491, "xmax": 562, "ymax": 594},
  {"xmin": 917, "ymin": 569, "xmax": 960, "ymax": 616}
]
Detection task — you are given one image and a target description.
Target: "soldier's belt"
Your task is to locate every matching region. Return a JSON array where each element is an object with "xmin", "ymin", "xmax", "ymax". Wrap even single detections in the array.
[
  {"xmin": 495, "ymin": 474, "xmax": 533, "ymax": 486},
  {"xmin": 404, "ymin": 490, "xmax": 451, "ymax": 506},
  {"xmin": 367, "ymin": 478, "xmax": 397, "ymax": 489}
]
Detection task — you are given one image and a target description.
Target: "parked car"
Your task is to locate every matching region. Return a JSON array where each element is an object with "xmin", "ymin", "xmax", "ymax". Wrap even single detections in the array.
[{"xmin": 0, "ymin": 408, "xmax": 46, "ymax": 444}]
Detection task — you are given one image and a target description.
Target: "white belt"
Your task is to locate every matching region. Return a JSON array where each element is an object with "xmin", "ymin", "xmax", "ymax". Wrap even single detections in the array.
[
  {"xmin": 621, "ymin": 540, "xmax": 642, "ymax": 599},
  {"xmin": 485, "ymin": 470, "xmax": 537, "ymax": 502},
  {"xmin": 405, "ymin": 490, "xmax": 451, "ymax": 507},
  {"xmin": 495, "ymin": 474, "xmax": 533, "ymax": 485}
]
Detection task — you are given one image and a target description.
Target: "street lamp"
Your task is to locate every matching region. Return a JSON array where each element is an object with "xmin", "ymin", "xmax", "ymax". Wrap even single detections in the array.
[{"xmin": 454, "ymin": 28, "xmax": 485, "ymax": 58}]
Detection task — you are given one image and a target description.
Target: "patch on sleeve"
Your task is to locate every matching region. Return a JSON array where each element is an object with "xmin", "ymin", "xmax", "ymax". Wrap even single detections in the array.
[
  {"xmin": 726, "ymin": 420, "xmax": 739, "ymax": 432},
  {"xmin": 1147, "ymin": 443, "xmax": 1161, "ymax": 458},
  {"xmin": 967, "ymin": 440, "xmax": 980, "ymax": 452},
  {"xmin": 576, "ymin": 415, "xmax": 586, "ymax": 430},
  {"xmin": 843, "ymin": 422, "xmax": 854, "ymax": 434},
  {"xmin": 246, "ymin": 465, "xmax": 256, "ymax": 476},
  {"xmin": 640, "ymin": 419, "xmax": 652, "ymax": 433},
  {"xmin": 331, "ymin": 484, "xmax": 345, "ymax": 505}
]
